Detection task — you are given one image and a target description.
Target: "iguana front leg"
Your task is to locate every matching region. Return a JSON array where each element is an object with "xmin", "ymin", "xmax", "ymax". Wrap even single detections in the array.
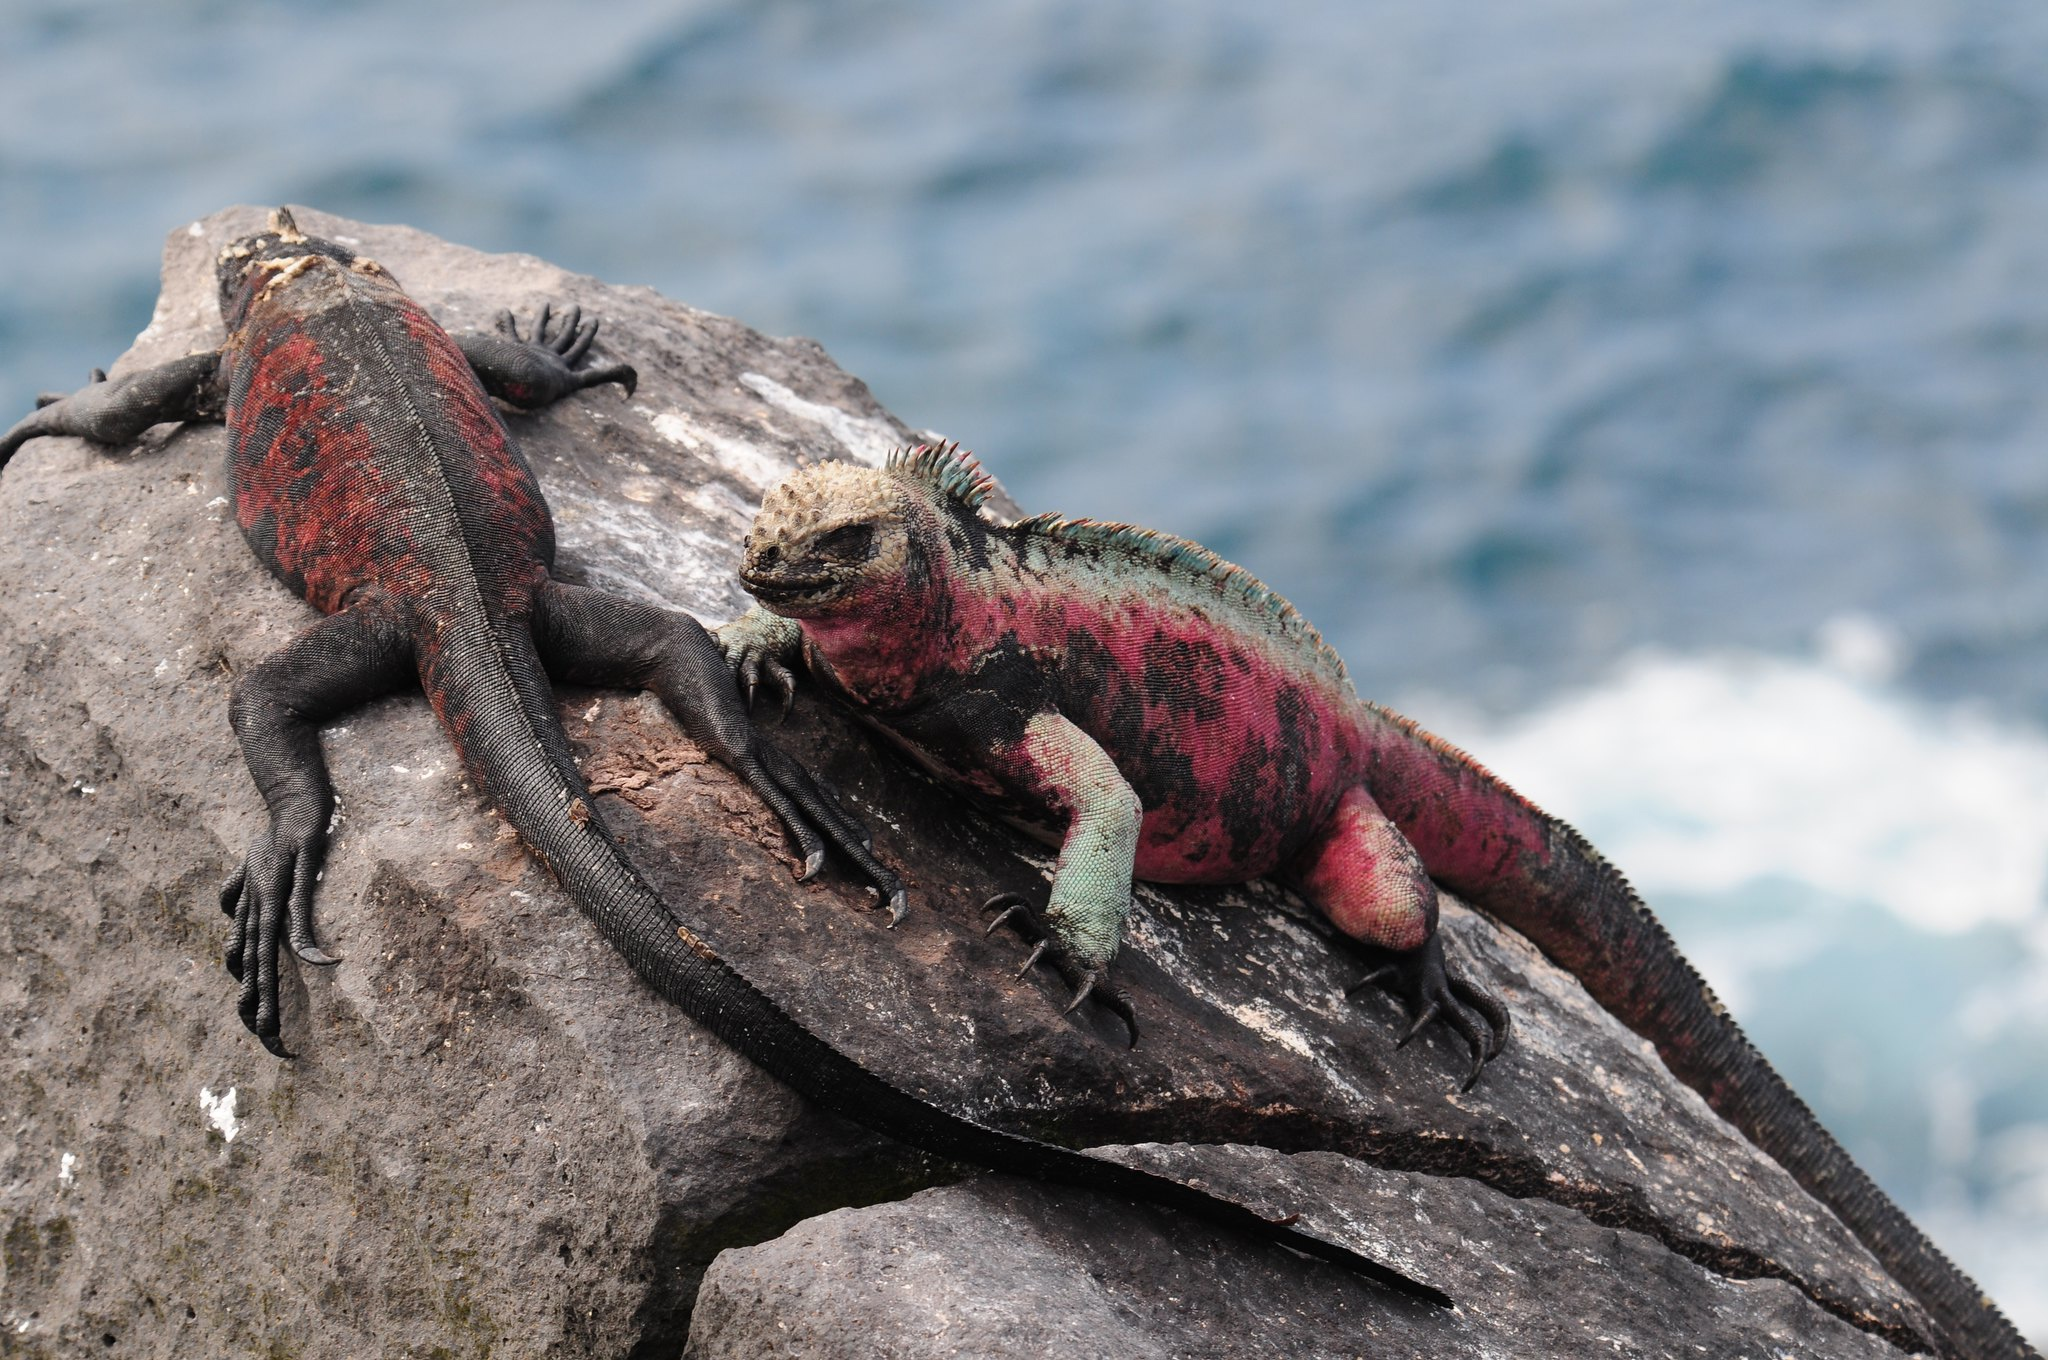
[
  {"xmin": 963, "ymin": 710, "xmax": 1144, "ymax": 1045},
  {"xmin": 455, "ymin": 303, "xmax": 637, "ymax": 409},
  {"xmin": 0, "ymin": 351, "xmax": 222, "ymax": 469}
]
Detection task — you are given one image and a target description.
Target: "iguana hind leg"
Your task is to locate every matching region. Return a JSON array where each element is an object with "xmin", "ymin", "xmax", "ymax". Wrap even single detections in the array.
[
  {"xmin": 533, "ymin": 581, "xmax": 902, "ymax": 912},
  {"xmin": 1284, "ymin": 783, "xmax": 1509, "ymax": 1088},
  {"xmin": 222, "ymin": 599, "xmax": 415, "ymax": 1057}
]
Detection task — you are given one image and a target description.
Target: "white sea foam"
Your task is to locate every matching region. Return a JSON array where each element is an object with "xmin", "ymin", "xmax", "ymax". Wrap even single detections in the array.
[{"xmin": 1404, "ymin": 620, "xmax": 2048, "ymax": 937}]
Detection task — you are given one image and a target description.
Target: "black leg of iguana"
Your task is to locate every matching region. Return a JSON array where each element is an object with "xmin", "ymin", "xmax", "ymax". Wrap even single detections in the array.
[
  {"xmin": 534, "ymin": 582, "xmax": 905, "ymax": 915},
  {"xmin": 0, "ymin": 351, "xmax": 222, "ymax": 469},
  {"xmin": 456, "ymin": 303, "xmax": 636, "ymax": 409},
  {"xmin": 223, "ymin": 603, "xmax": 415, "ymax": 1056}
]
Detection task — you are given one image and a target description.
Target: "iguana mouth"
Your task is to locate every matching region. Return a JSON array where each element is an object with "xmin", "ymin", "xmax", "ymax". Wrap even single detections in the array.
[{"xmin": 740, "ymin": 570, "xmax": 841, "ymax": 606}]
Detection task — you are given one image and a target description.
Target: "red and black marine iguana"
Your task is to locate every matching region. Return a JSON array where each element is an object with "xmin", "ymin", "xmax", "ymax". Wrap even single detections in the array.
[
  {"xmin": 718, "ymin": 442, "xmax": 2036, "ymax": 1360},
  {"xmin": 0, "ymin": 210, "xmax": 1448, "ymax": 1306}
]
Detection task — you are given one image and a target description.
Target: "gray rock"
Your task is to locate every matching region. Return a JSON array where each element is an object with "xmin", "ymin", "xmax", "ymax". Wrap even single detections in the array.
[
  {"xmin": 686, "ymin": 1147, "xmax": 1912, "ymax": 1360},
  {"xmin": 0, "ymin": 208, "xmax": 1934, "ymax": 1358}
]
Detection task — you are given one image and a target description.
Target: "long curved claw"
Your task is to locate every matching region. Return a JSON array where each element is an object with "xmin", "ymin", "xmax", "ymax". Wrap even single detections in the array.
[
  {"xmin": 984, "ymin": 892, "xmax": 1032, "ymax": 936},
  {"xmin": 1450, "ymin": 974, "xmax": 1511, "ymax": 1060},
  {"xmin": 766, "ymin": 658, "xmax": 797, "ymax": 722},
  {"xmin": 1014, "ymin": 939, "xmax": 1050, "ymax": 978},
  {"xmin": 1059, "ymin": 968, "xmax": 1138, "ymax": 1048},
  {"xmin": 582, "ymin": 362, "xmax": 637, "ymax": 399},
  {"xmin": 1096, "ymin": 986, "xmax": 1139, "ymax": 1050},
  {"xmin": 1395, "ymin": 1001, "xmax": 1441, "ymax": 1048},
  {"xmin": 1436, "ymin": 996, "xmax": 1491, "ymax": 1091},
  {"xmin": 1062, "ymin": 973, "xmax": 1099, "ymax": 1014},
  {"xmin": 739, "ymin": 654, "xmax": 762, "ymax": 713}
]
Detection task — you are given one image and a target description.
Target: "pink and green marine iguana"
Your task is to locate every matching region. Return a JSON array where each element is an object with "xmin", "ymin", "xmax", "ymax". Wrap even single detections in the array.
[
  {"xmin": 0, "ymin": 211, "xmax": 1450, "ymax": 1309},
  {"xmin": 718, "ymin": 442, "xmax": 2036, "ymax": 1360}
]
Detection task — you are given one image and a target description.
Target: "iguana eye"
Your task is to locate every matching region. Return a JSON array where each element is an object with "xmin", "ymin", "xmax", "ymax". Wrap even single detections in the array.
[{"xmin": 815, "ymin": 522, "xmax": 874, "ymax": 560}]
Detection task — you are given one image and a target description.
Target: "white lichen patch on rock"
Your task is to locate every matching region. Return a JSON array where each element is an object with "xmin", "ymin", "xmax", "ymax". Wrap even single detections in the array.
[
  {"xmin": 740, "ymin": 372, "xmax": 899, "ymax": 467},
  {"xmin": 199, "ymin": 1085, "xmax": 242, "ymax": 1143},
  {"xmin": 644, "ymin": 407, "xmax": 789, "ymax": 494},
  {"xmin": 549, "ymin": 482, "xmax": 750, "ymax": 621}
]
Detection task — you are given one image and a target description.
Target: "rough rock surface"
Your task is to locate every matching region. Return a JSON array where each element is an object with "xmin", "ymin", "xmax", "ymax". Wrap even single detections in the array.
[
  {"xmin": 0, "ymin": 208, "xmax": 1934, "ymax": 1358},
  {"xmin": 685, "ymin": 1148, "xmax": 1909, "ymax": 1360}
]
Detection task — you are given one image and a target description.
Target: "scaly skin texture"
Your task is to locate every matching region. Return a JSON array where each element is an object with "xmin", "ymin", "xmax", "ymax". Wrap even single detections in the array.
[
  {"xmin": 723, "ymin": 442, "xmax": 2037, "ymax": 1360},
  {"xmin": 0, "ymin": 212, "xmax": 1446, "ymax": 1308}
]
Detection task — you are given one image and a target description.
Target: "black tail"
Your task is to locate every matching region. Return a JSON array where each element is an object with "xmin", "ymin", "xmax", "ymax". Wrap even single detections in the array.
[
  {"xmin": 1362, "ymin": 705, "xmax": 2035, "ymax": 1360},
  {"xmin": 426, "ymin": 620, "xmax": 1450, "ymax": 1307}
]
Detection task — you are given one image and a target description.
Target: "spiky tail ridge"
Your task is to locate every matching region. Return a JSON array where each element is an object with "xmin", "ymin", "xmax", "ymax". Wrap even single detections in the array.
[
  {"xmin": 416, "ymin": 616, "xmax": 1447, "ymax": 1306},
  {"xmin": 1358, "ymin": 703, "xmax": 2034, "ymax": 1360}
]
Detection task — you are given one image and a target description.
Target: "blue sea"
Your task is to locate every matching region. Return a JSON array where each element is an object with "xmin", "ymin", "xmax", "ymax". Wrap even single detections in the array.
[{"xmin": 4, "ymin": 0, "xmax": 2045, "ymax": 1335}]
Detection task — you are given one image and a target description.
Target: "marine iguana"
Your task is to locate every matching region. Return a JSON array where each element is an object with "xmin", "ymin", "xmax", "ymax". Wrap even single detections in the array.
[
  {"xmin": 0, "ymin": 210, "xmax": 1447, "ymax": 1306},
  {"xmin": 719, "ymin": 442, "xmax": 2036, "ymax": 1360}
]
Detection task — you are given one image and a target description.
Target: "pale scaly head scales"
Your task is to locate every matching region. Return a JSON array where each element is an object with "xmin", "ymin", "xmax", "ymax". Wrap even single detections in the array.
[
  {"xmin": 740, "ymin": 460, "xmax": 920, "ymax": 620},
  {"xmin": 213, "ymin": 206, "xmax": 394, "ymax": 328}
]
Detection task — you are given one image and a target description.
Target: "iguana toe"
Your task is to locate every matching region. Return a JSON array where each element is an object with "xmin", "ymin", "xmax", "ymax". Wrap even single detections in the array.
[
  {"xmin": 1069, "ymin": 971, "xmax": 1138, "ymax": 1049},
  {"xmin": 1450, "ymin": 974, "xmax": 1511, "ymax": 1060},
  {"xmin": 1395, "ymin": 1000, "xmax": 1441, "ymax": 1048}
]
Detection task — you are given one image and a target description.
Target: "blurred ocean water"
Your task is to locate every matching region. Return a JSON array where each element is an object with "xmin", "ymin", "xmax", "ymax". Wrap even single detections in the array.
[{"xmin": 3, "ymin": 0, "xmax": 2045, "ymax": 1334}]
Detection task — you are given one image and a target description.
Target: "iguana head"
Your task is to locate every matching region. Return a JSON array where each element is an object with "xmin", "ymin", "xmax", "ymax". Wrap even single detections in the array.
[
  {"xmin": 740, "ymin": 460, "xmax": 920, "ymax": 619},
  {"xmin": 215, "ymin": 207, "xmax": 394, "ymax": 327}
]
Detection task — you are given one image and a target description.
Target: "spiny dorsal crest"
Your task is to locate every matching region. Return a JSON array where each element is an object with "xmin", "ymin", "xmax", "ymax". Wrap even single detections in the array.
[
  {"xmin": 1010, "ymin": 513, "xmax": 1350, "ymax": 682},
  {"xmin": 267, "ymin": 206, "xmax": 307, "ymax": 242},
  {"xmin": 887, "ymin": 442, "xmax": 996, "ymax": 513}
]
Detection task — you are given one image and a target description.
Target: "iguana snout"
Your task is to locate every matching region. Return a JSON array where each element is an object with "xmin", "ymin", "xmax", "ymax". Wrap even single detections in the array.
[{"xmin": 741, "ymin": 459, "xmax": 915, "ymax": 615}]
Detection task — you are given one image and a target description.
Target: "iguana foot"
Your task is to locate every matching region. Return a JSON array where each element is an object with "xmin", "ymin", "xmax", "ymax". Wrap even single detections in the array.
[
  {"xmin": 2, "ymin": 352, "xmax": 221, "ymax": 468},
  {"xmin": 457, "ymin": 301, "xmax": 637, "ymax": 407},
  {"xmin": 220, "ymin": 817, "xmax": 341, "ymax": 1060},
  {"xmin": 985, "ymin": 893, "xmax": 1139, "ymax": 1047},
  {"xmin": 1347, "ymin": 933, "xmax": 1509, "ymax": 1091},
  {"xmin": 754, "ymin": 739, "xmax": 907, "ymax": 923},
  {"xmin": 717, "ymin": 609, "xmax": 805, "ymax": 720}
]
